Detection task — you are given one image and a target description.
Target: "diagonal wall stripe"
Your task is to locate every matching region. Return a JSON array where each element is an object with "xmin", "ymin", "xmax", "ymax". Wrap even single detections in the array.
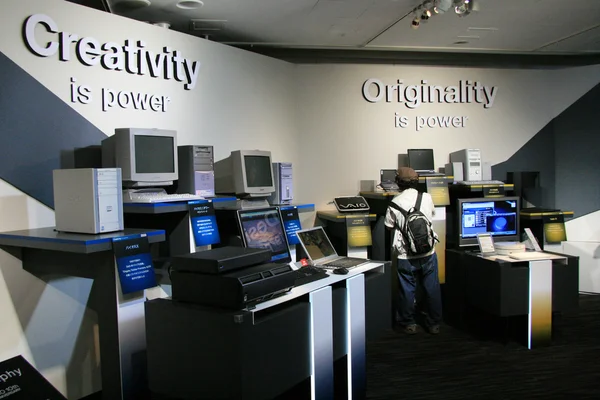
[{"xmin": 0, "ymin": 51, "xmax": 107, "ymax": 209}]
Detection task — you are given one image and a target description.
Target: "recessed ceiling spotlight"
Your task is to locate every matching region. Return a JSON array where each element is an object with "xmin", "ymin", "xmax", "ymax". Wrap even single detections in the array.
[
  {"xmin": 177, "ymin": 0, "xmax": 204, "ymax": 10},
  {"xmin": 113, "ymin": 0, "xmax": 151, "ymax": 11},
  {"xmin": 411, "ymin": 16, "xmax": 421, "ymax": 29}
]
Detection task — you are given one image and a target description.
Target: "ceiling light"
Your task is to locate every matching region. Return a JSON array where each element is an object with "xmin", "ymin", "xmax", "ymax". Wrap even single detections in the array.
[
  {"xmin": 113, "ymin": 0, "xmax": 151, "ymax": 11},
  {"xmin": 176, "ymin": 0, "xmax": 204, "ymax": 10},
  {"xmin": 455, "ymin": 0, "xmax": 479, "ymax": 17},
  {"xmin": 411, "ymin": 16, "xmax": 421, "ymax": 29},
  {"xmin": 422, "ymin": 9, "xmax": 432, "ymax": 19},
  {"xmin": 434, "ymin": 0, "xmax": 453, "ymax": 14}
]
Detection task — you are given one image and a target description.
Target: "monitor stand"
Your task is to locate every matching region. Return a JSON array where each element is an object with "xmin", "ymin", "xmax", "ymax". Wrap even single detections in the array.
[{"xmin": 216, "ymin": 198, "xmax": 270, "ymax": 210}]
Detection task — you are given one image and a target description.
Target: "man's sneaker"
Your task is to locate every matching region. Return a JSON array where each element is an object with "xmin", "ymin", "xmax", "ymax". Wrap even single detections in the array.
[
  {"xmin": 403, "ymin": 324, "xmax": 418, "ymax": 335},
  {"xmin": 427, "ymin": 325, "xmax": 440, "ymax": 335}
]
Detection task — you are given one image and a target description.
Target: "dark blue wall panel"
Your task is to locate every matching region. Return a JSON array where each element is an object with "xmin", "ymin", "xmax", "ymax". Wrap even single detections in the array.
[{"xmin": 0, "ymin": 51, "xmax": 107, "ymax": 208}]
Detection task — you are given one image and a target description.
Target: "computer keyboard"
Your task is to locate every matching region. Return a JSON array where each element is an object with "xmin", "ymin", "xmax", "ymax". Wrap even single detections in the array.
[
  {"xmin": 293, "ymin": 267, "xmax": 329, "ymax": 286},
  {"xmin": 123, "ymin": 189, "xmax": 205, "ymax": 203},
  {"xmin": 457, "ymin": 180, "xmax": 505, "ymax": 185}
]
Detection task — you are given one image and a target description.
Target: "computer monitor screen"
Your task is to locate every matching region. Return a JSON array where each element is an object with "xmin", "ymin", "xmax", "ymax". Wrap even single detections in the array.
[
  {"xmin": 458, "ymin": 197, "xmax": 520, "ymax": 246},
  {"xmin": 244, "ymin": 155, "xmax": 273, "ymax": 187},
  {"xmin": 380, "ymin": 169, "xmax": 397, "ymax": 183},
  {"xmin": 135, "ymin": 135, "xmax": 175, "ymax": 174},
  {"xmin": 101, "ymin": 128, "xmax": 178, "ymax": 187},
  {"xmin": 296, "ymin": 227, "xmax": 337, "ymax": 261},
  {"xmin": 214, "ymin": 150, "xmax": 275, "ymax": 198},
  {"xmin": 407, "ymin": 149, "xmax": 435, "ymax": 171},
  {"xmin": 237, "ymin": 207, "xmax": 291, "ymax": 263}
]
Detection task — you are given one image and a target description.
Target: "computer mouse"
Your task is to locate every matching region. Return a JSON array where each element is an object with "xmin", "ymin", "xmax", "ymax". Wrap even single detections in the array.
[{"xmin": 333, "ymin": 267, "xmax": 349, "ymax": 275}]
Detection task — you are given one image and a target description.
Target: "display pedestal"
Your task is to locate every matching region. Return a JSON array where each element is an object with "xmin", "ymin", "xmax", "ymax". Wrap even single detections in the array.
[
  {"xmin": 0, "ymin": 227, "xmax": 166, "ymax": 400},
  {"xmin": 316, "ymin": 211, "xmax": 377, "ymax": 259},
  {"xmin": 445, "ymin": 249, "xmax": 578, "ymax": 348},
  {"xmin": 146, "ymin": 263, "xmax": 387, "ymax": 400}
]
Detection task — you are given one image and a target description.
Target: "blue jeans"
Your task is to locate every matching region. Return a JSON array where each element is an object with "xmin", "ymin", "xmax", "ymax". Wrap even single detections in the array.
[{"xmin": 396, "ymin": 254, "xmax": 442, "ymax": 327}]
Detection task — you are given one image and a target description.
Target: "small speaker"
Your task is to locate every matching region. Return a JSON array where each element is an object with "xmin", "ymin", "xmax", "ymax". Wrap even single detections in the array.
[
  {"xmin": 482, "ymin": 162, "xmax": 492, "ymax": 180},
  {"xmin": 360, "ymin": 180, "xmax": 376, "ymax": 192},
  {"xmin": 445, "ymin": 162, "xmax": 464, "ymax": 181}
]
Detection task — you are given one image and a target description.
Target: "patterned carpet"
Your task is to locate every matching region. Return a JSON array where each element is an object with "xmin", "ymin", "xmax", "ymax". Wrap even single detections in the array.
[{"xmin": 366, "ymin": 294, "xmax": 600, "ymax": 400}]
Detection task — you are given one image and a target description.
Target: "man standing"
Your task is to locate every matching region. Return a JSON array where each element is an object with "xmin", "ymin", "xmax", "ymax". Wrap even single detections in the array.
[{"xmin": 385, "ymin": 167, "xmax": 442, "ymax": 335}]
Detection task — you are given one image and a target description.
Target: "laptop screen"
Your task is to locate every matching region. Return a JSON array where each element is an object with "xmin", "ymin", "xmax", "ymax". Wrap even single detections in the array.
[
  {"xmin": 237, "ymin": 207, "xmax": 291, "ymax": 263},
  {"xmin": 296, "ymin": 227, "xmax": 337, "ymax": 261},
  {"xmin": 407, "ymin": 149, "xmax": 435, "ymax": 171}
]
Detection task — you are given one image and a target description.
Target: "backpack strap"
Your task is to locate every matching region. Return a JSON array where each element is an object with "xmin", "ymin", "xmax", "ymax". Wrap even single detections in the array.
[
  {"xmin": 387, "ymin": 201, "xmax": 408, "ymax": 218},
  {"xmin": 415, "ymin": 192, "xmax": 423, "ymax": 212}
]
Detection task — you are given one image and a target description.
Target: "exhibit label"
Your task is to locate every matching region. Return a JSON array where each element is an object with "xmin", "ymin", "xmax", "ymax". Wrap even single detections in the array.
[
  {"xmin": 188, "ymin": 201, "xmax": 221, "ymax": 247},
  {"xmin": 0, "ymin": 355, "xmax": 67, "ymax": 399},
  {"xmin": 112, "ymin": 234, "xmax": 157, "ymax": 294},
  {"xmin": 280, "ymin": 206, "xmax": 301, "ymax": 246}
]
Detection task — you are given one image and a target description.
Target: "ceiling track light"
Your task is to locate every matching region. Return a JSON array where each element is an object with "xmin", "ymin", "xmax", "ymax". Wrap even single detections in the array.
[
  {"xmin": 455, "ymin": 0, "xmax": 479, "ymax": 17},
  {"xmin": 409, "ymin": 0, "xmax": 479, "ymax": 28}
]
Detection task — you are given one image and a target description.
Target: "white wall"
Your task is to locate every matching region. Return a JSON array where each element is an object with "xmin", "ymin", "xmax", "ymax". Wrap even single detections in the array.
[
  {"xmin": 292, "ymin": 64, "xmax": 600, "ymax": 209},
  {"xmin": 0, "ymin": 0, "xmax": 297, "ymax": 398}
]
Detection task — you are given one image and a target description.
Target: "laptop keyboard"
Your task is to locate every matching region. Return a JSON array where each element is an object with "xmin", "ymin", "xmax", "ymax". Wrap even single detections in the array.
[{"xmin": 322, "ymin": 257, "xmax": 367, "ymax": 269}]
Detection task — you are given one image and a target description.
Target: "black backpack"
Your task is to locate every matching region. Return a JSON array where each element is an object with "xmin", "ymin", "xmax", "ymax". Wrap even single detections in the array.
[{"xmin": 388, "ymin": 192, "xmax": 437, "ymax": 256}]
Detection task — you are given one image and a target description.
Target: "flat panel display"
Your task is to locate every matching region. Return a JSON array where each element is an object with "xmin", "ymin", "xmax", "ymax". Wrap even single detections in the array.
[
  {"xmin": 407, "ymin": 149, "xmax": 435, "ymax": 171},
  {"xmin": 135, "ymin": 135, "xmax": 175, "ymax": 173},
  {"xmin": 244, "ymin": 155, "xmax": 273, "ymax": 187},
  {"xmin": 380, "ymin": 169, "xmax": 397, "ymax": 182},
  {"xmin": 237, "ymin": 207, "xmax": 291, "ymax": 263},
  {"xmin": 296, "ymin": 227, "xmax": 337, "ymax": 261},
  {"xmin": 459, "ymin": 197, "xmax": 520, "ymax": 246}
]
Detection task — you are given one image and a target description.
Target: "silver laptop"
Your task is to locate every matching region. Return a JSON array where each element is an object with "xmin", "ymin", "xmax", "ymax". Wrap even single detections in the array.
[{"xmin": 295, "ymin": 227, "xmax": 370, "ymax": 269}]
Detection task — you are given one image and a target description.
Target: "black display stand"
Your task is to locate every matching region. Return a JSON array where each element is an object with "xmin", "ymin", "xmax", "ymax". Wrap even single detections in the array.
[
  {"xmin": 145, "ymin": 262, "xmax": 391, "ymax": 400},
  {"xmin": 444, "ymin": 249, "xmax": 579, "ymax": 347},
  {"xmin": 0, "ymin": 227, "xmax": 166, "ymax": 400},
  {"xmin": 520, "ymin": 209, "xmax": 573, "ymax": 249}
]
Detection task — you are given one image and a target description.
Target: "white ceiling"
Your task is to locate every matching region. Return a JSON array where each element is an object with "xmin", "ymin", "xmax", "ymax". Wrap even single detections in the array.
[{"xmin": 105, "ymin": 0, "xmax": 600, "ymax": 54}]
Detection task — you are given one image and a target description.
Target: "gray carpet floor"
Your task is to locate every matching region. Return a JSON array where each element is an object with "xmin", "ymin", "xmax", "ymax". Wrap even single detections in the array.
[{"xmin": 366, "ymin": 294, "xmax": 600, "ymax": 400}]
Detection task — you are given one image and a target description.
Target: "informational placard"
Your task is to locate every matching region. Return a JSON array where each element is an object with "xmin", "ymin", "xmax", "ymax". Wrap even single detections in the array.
[
  {"xmin": 112, "ymin": 234, "xmax": 157, "ymax": 294},
  {"xmin": 280, "ymin": 207, "xmax": 301, "ymax": 245},
  {"xmin": 524, "ymin": 228, "xmax": 543, "ymax": 251},
  {"xmin": 0, "ymin": 355, "xmax": 67, "ymax": 400},
  {"xmin": 543, "ymin": 214, "xmax": 567, "ymax": 243},
  {"xmin": 425, "ymin": 177, "xmax": 450, "ymax": 206},
  {"xmin": 346, "ymin": 216, "xmax": 372, "ymax": 247},
  {"xmin": 483, "ymin": 185, "xmax": 505, "ymax": 198},
  {"xmin": 188, "ymin": 201, "xmax": 220, "ymax": 247}
]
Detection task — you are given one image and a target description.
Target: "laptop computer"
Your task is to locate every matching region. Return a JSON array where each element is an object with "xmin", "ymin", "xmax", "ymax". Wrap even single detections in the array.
[
  {"xmin": 295, "ymin": 227, "xmax": 370, "ymax": 269},
  {"xmin": 380, "ymin": 169, "xmax": 399, "ymax": 191},
  {"xmin": 407, "ymin": 149, "xmax": 445, "ymax": 176}
]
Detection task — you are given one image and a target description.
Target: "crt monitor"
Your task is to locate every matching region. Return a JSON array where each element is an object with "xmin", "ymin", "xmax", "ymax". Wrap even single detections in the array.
[
  {"xmin": 407, "ymin": 149, "xmax": 435, "ymax": 171},
  {"xmin": 101, "ymin": 128, "xmax": 178, "ymax": 187},
  {"xmin": 214, "ymin": 150, "xmax": 275, "ymax": 198},
  {"xmin": 457, "ymin": 196, "xmax": 520, "ymax": 247},
  {"xmin": 237, "ymin": 207, "xmax": 292, "ymax": 263}
]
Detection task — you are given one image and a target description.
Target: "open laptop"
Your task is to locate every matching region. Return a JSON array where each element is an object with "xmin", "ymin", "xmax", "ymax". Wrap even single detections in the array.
[
  {"xmin": 380, "ymin": 169, "xmax": 399, "ymax": 191},
  {"xmin": 407, "ymin": 149, "xmax": 445, "ymax": 176},
  {"xmin": 295, "ymin": 227, "xmax": 370, "ymax": 269}
]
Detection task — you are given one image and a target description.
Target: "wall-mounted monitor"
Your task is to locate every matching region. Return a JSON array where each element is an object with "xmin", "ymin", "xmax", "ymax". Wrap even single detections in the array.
[
  {"xmin": 214, "ymin": 150, "xmax": 275, "ymax": 198},
  {"xmin": 101, "ymin": 128, "xmax": 178, "ymax": 187},
  {"xmin": 457, "ymin": 196, "xmax": 520, "ymax": 247},
  {"xmin": 237, "ymin": 207, "xmax": 292, "ymax": 263}
]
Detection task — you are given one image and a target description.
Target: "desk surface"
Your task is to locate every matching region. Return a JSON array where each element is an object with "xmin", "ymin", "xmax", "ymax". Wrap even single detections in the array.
[
  {"xmin": 250, "ymin": 261, "xmax": 386, "ymax": 313},
  {"xmin": 0, "ymin": 227, "xmax": 165, "ymax": 253}
]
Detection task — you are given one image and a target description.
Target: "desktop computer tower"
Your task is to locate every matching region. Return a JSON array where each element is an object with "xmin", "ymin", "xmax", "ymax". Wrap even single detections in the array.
[
  {"xmin": 53, "ymin": 168, "xmax": 123, "ymax": 234},
  {"xmin": 177, "ymin": 145, "xmax": 215, "ymax": 197},
  {"xmin": 269, "ymin": 162, "xmax": 293, "ymax": 205},
  {"xmin": 449, "ymin": 149, "xmax": 482, "ymax": 181}
]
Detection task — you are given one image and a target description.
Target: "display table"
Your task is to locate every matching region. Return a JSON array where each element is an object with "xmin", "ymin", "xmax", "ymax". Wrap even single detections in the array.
[
  {"xmin": 316, "ymin": 211, "xmax": 377, "ymax": 259},
  {"xmin": 445, "ymin": 249, "xmax": 579, "ymax": 348},
  {"xmin": 520, "ymin": 209, "xmax": 574, "ymax": 252},
  {"xmin": 146, "ymin": 261, "xmax": 390, "ymax": 400},
  {"xmin": 0, "ymin": 227, "xmax": 166, "ymax": 400}
]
